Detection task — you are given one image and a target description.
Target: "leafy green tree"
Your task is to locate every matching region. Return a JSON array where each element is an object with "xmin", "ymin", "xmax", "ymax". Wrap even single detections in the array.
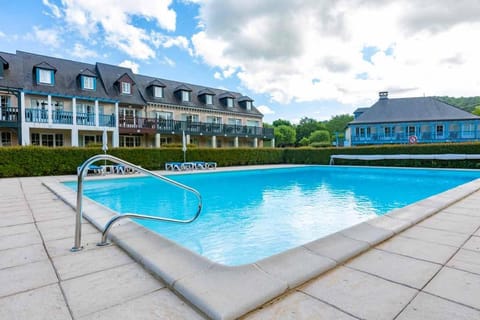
[
  {"xmin": 296, "ymin": 117, "xmax": 325, "ymax": 144},
  {"xmin": 325, "ymin": 114, "xmax": 354, "ymax": 139},
  {"xmin": 298, "ymin": 137, "xmax": 310, "ymax": 146},
  {"xmin": 274, "ymin": 125, "xmax": 296, "ymax": 147},
  {"xmin": 309, "ymin": 130, "xmax": 331, "ymax": 143},
  {"xmin": 272, "ymin": 119, "xmax": 293, "ymax": 127},
  {"xmin": 472, "ymin": 106, "xmax": 480, "ymax": 116}
]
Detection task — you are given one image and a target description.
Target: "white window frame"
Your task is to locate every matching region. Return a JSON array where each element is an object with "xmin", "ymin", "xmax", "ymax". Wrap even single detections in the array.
[
  {"xmin": 181, "ymin": 90, "xmax": 190, "ymax": 102},
  {"xmin": 83, "ymin": 76, "xmax": 95, "ymax": 90},
  {"xmin": 38, "ymin": 69, "xmax": 52, "ymax": 84},
  {"xmin": 205, "ymin": 94, "xmax": 213, "ymax": 105},
  {"xmin": 245, "ymin": 101, "xmax": 252, "ymax": 110},
  {"xmin": 228, "ymin": 118, "xmax": 242, "ymax": 125},
  {"xmin": 207, "ymin": 116, "xmax": 222, "ymax": 124},
  {"xmin": 154, "ymin": 86, "xmax": 163, "ymax": 98},
  {"xmin": 156, "ymin": 111, "xmax": 172, "ymax": 120},
  {"xmin": 121, "ymin": 82, "xmax": 131, "ymax": 94},
  {"xmin": 226, "ymin": 97, "xmax": 233, "ymax": 108},
  {"xmin": 462, "ymin": 123, "xmax": 475, "ymax": 138}
]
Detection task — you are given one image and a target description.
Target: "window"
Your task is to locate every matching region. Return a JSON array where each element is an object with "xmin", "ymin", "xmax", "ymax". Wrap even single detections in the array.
[
  {"xmin": 30, "ymin": 133, "xmax": 63, "ymax": 147},
  {"xmin": 182, "ymin": 114, "xmax": 199, "ymax": 122},
  {"xmin": 462, "ymin": 123, "xmax": 475, "ymax": 138},
  {"xmin": 38, "ymin": 68, "xmax": 53, "ymax": 85},
  {"xmin": 181, "ymin": 90, "xmax": 190, "ymax": 102},
  {"xmin": 154, "ymin": 86, "xmax": 163, "ymax": 98},
  {"xmin": 120, "ymin": 135, "xmax": 141, "ymax": 147},
  {"xmin": 247, "ymin": 120, "xmax": 259, "ymax": 127},
  {"xmin": 156, "ymin": 111, "xmax": 172, "ymax": 120},
  {"xmin": 206, "ymin": 116, "xmax": 222, "ymax": 124},
  {"xmin": 82, "ymin": 76, "xmax": 96, "ymax": 90},
  {"xmin": 1, "ymin": 132, "xmax": 11, "ymax": 146},
  {"xmin": 205, "ymin": 94, "xmax": 213, "ymax": 105},
  {"xmin": 226, "ymin": 97, "xmax": 233, "ymax": 108},
  {"xmin": 407, "ymin": 126, "xmax": 416, "ymax": 136},
  {"xmin": 121, "ymin": 82, "xmax": 131, "ymax": 94},
  {"xmin": 84, "ymin": 135, "xmax": 100, "ymax": 146},
  {"xmin": 436, "ymin": 125, "xmax": 444, "ymax": 137},
  {"xmin": 228, "ymin": 118, "xmax": 241, "ymax": 125},
  {"xmin": 245, "ymin": 101, "xmax": 252, "ymax": 110},
  {"xmin": 0, "ymin": 95, "xmax": 10, "ymax": 108}
]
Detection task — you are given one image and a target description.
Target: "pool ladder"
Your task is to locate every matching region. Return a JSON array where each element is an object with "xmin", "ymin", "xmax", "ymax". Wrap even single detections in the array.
[{"xmin": 71, "ymin": 154, "xmax": 202, "ymax": 252}]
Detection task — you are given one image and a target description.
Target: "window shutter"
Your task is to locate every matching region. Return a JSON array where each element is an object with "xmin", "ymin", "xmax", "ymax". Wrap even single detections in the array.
[
  {"xmin": 93, "ymin": 78, "xmax": 97, "ymax": 91},
  {"xmin": 50, "ymin": 70, "xmax": 55, "ymax": 85},
  {"xmin": 36, "ymin": 68, "xmax": 40, "ymax": 84}
]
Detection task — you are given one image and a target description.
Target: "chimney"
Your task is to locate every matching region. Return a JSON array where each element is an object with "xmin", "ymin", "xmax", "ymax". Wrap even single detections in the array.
[{"xmin": 379, "ymin": 91, "xmax": 388, "ymax": 100}]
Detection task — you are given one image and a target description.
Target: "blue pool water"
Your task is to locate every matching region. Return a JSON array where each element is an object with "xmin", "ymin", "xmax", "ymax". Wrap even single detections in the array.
[{"xmin": 65, "ymin": 166, "xmax": 480, "ymax": 265}]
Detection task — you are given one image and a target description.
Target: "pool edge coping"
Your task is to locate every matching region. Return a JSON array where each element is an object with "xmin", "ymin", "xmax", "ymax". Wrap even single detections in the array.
[{"xmin": 42, "ymin": 167, "xmax": 480, "ymax": 320}]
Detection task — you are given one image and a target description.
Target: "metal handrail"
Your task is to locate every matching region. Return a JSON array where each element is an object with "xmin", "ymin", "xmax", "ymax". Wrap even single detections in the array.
[{"xmin": 71, "ymin": 154, "xmax": 202, "ymax": 251}]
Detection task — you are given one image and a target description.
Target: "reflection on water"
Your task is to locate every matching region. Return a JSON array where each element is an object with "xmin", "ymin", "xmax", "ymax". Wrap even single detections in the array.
[{"xmin": 66, "ymin": 166, "xmax": 480, "ymax": 265}]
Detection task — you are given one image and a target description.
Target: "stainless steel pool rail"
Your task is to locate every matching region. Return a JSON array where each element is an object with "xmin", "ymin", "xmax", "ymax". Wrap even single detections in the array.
[{"xmin": 71, "ymin": 154, "xmax": 202, "ymax": 252}]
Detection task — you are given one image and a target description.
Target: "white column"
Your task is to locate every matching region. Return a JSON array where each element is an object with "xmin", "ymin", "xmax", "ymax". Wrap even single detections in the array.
[
  {"xmin": 234, "ymin": 136, "xmax": 239, "ymax": 148},
  {"xmin": 212, "ymin": 136, "xmax": 217, "ymax": 148},
  {"xmin": 47, "ymin": 95, "xmax": 52, "ymax": 124},
  {"xmin": 20, "ymin": 92, "xmax": 29, "ymax": 145},
  {"xmin": 113, "ymin": 102, "xmax": 119, "ymax": 147},
  {"xmin": 187, "ymin": 134, "xmax": 191, "ymax": 144},
  {"xmin": 272, "ymin": 138, "xmax": 275, "ymax": 148},
  {"xmin": 155, "ymin": 133, "xmax": 161, "ymax": 148},
  {"xmin": 94, "ymin": 100, "xmax": 99, "ymax": 127},
  {"xmin": 253, "ymin": 137, "xmax": 258, "ymax": 148},
  {"xmin": 71, "ymin": 97, "xmax": 79, "ymax": 147}
]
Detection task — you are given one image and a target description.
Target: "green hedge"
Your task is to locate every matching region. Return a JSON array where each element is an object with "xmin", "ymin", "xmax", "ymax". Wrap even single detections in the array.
[{"xmin": 1, "ymin": 143, "xmax": 479, "ymax": 177}]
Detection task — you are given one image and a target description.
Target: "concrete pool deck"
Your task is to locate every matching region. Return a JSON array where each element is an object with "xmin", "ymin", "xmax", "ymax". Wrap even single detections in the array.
[{"xmin": 1, "ymin": 166, "xmax": 480, "ymax": 319}]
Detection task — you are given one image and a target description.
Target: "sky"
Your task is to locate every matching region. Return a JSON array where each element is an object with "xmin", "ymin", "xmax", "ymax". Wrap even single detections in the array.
[{"xmin": 1, "ymin": 0, "xmax": 480, "ymax": 124}]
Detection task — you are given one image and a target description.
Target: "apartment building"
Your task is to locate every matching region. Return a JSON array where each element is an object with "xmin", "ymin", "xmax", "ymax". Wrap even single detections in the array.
[{"xmin": 0, "ymin": 50, "xmax": 274, "ymax": 148}]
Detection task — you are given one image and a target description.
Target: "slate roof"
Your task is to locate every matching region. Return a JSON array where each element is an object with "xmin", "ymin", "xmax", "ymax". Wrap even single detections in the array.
[
  {"xmin": 134, "ymin": 74, "xmax": 263, "ymax": 117},
  {"xmin": 13, "ymin": 51, "xmax": 112, "ymax": 101},
  {"xmin": 95, "ymin": 63, "xmax": 144, "ymax": 106},
  {"xmin": 349, "ymin": 96, "xmax": 480, "ymax": 125},
  {"xmin": 0, "ymin": 52, "xmax": 22, "ymax": 88}
]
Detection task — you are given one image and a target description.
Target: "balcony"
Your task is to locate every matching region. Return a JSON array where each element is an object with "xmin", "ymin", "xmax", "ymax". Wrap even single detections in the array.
[
  {"xmin": 119, "ymin": 117, "xmax": 274, "ymax": 139},
  {"xmin": 25, "ymin": 108, "xmax": 115, "ymax": 127},
  {"xmin": 0, "ymin": 107, "xmax": 19, "ymax": 127},
  {"xmin": 351, "ymin": 130, "xmax": 480, "ymax": 145}
]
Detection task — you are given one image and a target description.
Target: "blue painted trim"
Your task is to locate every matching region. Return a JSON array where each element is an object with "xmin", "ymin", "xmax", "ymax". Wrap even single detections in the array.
[{"xmin": 21, "ymin": 90, "xmax": 118, "ymax": 103}]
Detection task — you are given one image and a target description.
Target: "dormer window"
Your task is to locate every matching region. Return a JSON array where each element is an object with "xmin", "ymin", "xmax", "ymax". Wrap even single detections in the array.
[
  {"xmin": 219, "ymin": 92, "xmax": 235, "ymax": 108},
  {"xmin": 0, "ymin": 56, "xmax": 8, "ymax": 79},
  {"xmin": 205, "ymin": 94, "xmax": 213, "ymax": 105},
  {"xmin": 238, "ymin": 96, "xmax": 253, "ymax": 110},
  {"xmin": 37, "ymin": 68, "xmax": 54, "ymax": 85},
  {"xmin": 245, "ymin": 101, "xmax": 252, "ymax": 110},
  {"xmin": 82, "ymin": 76, "xmax": 96, "ymax": 90},
  {"xmin": 154, "ymin": 86, "xmax": 163, "ymax": 98},
  {"xmin": 226, "ymin": 97, "xmax": 233, "ymax": 108},
  {"xmin": 121, "ymin": 82, "xmax": 131, "ymax": 94},
  {"xmin": 181, "ymin": 90, "xmax": 190, "ymax": 102}
]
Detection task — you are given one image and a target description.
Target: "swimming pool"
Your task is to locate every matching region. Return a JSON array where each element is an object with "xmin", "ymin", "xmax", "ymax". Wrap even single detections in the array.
[{"xmin": 65, "ymin": 166, "xmax": 480, "ymax": 265}]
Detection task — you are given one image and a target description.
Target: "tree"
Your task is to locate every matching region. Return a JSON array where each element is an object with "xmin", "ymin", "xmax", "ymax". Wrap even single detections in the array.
[
  {"xmin": 274, "ymin": 125, "xmax": 296, "ymax": 147},
  {"xmin": 272, "ymin": 119, "xmax": 293, "ymax": 127},
  {"xmin": 296, "ymin": 117, "xmax": 326, "ymax": 144},
  {"xmin": 309, "ymin": 130, "xmax": 330, "ymax": 143},
  {"xmin": 324, "ymin": 114, "xmax": 354, "ymax": 138}
]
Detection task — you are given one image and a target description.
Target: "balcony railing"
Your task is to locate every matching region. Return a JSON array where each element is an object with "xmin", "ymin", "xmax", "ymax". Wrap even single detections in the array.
[
  {"xmin": 52, "ymin": 110, "xmax": 73, "ymax": 124},
  {"xmin": 118, "ymin": 117, "xmax": 274, "ymax": 138},
  {"xmin": 0, "ymin": 107, "xmax": 19, "ymax": 122},
  {"xmin": 99, "ymin": 114, "xmax": 116, "ymax": 127},
  {"xmin": 25, "ymin": 108, "xmax": 48, "ymax": 123},
  {"xmin": 351, "ymin": 130, "xmax": 479, "ymax": 145}
]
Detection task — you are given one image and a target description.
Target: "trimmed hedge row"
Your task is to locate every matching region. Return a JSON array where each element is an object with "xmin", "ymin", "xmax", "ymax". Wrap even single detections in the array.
[{"xmin": 1, "ymin": 142, "xmax": 479, "ymax": 177}]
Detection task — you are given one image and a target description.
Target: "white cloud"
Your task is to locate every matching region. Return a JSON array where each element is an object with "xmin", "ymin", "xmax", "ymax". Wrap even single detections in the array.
[
  {"xmin": 72, "ymin": 43, "xmax": 98, "ymax": 59},
  {"xmin": 42, "ymin": 0, "xmax": 62, "ymax": 18},
  {"xmin": 0, "ymin": 31, "xmax": 5, "ymax": 38},
  {"xmin": 192, "ymin": 0, "xmax": 480, "ymax": 107},
  {"xmin": 151, "ymin": 32, "xmax": 192, "ymax": 55},
  {"xmin": 32, "ymin": 26, "xmax": 61, "ymax": 48},
  {"xmin": 256, "ymin": 105, "xmax": 275, "ymax": 115},
  {"xmin": 58, "ymin": 0, "xmax": 177, "ymax": 60},
  {"xmin": 119, "ymin": 60, "xmax": 140, "ymax": 73},
  {"xmin": 161, "ymin": 56, "xmax": 175, "ymax": 67}
]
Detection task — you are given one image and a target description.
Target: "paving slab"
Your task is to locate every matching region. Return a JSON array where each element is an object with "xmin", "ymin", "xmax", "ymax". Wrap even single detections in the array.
[
  {"xmin": 244, "ymin": 291, "xmax": 357, "ymax": 320},
  {"xmin": 301, "ymin": 266, "xmax": 418, "ymax": 320},
  {"xmin": 424, "ymin": 267, "xmax": 480, "ymax": 309},
  {"xmin": 0, "ymin": 244, "xmax": 48, "ymax": 269},
  {"xmin": 365, "ymin": 215, "xmax": 413, "ymax": 234},
  {"xmin": 446, "ymin": 248, "xmax": 480, "ymax": 275},
  {"xmin": 0, "ymin": 222, "xmax": 37, "ymax": 237},
  {"xmin": 53, "ymin": 245, "xmax": 134, "ymax": 280},
  {"xmin": 376, "ymin": 235, "xmax": 458, "ymax": 264},
  {"xmin": 346, "ymin": 248, "xmax": 441, "ymax": 289},
  {"xmin": 417, "ymin": 216, "xmax": 480, "ymax": 234},
  {"xmin": 0, "ymin": 214, "xmax": 34, "ymax": 227},
  {"xmin": 396, "ymin": 292, "xmax": 480, "ymax": 320},
  {"xmin": 62, "ymin": 262, "xmax": 164, "ymax": 318},
  {"xmin": 339, "ymin": 222, "xmax": 394, "ymax": 245},
  {"xmin": 463, "ymin": 235, "xmax": 480, "ymax": 253},
  {"xmin": 0, "ymin": 229, "xmax": 42, "ymax": 251},
  {"xmin": 0, "ymin": 260, "xmax": 58, "ymax": 298},
  {"xmin": 78, "ymin": 288, "xmax": 205, "ymax": 320},
  {"xmin": 0, "ymin": 284, "xmax": 71, "ymax": 320},
  {"xmin": 398, "ymin": 225, "xmax": 470, "ymax": 247},
  {"xmin": 45, "ymin": 232, "xmax": 104, "ymax": 258},
  {"xmin": 433, "ymin": 211, "xmax": 480, "ymax": 224}
]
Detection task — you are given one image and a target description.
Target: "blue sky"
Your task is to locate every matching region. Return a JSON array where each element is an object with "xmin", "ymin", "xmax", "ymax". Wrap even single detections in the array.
[{"xmin": 1, "ymin": 0, "xmax": 480, "ymax": 124}]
